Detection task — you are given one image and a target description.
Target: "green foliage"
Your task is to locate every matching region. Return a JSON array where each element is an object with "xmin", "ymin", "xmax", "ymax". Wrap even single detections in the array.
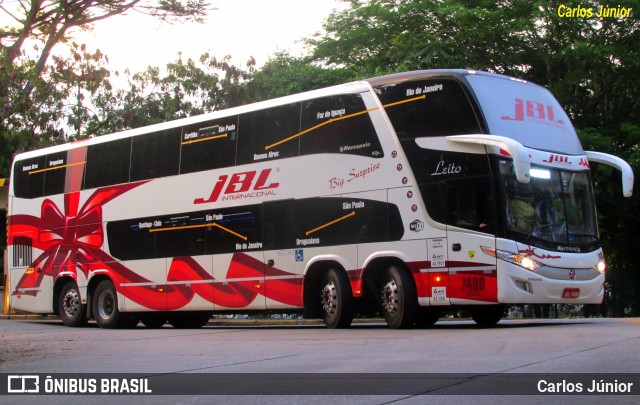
[
  {"xmin": 245, "ymin": 52, "xmax": 355, "ymax": 102},
  {"xmin": 84, "ymin": 54, "xmax": 255, "ymax": 135},
  {"xmin": 0, "ymin": 0, "xmax": 211, "ymax": 177}
]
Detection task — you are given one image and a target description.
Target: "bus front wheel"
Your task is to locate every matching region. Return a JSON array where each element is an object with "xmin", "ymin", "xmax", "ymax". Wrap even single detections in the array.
[{"xmin": 320, "ymin": 268, "xmax": 353, "ymax": 328}]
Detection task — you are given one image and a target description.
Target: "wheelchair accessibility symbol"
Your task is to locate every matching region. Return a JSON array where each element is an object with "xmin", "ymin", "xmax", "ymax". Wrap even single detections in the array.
[{"xmin": 295, "ymin": 249, "xmax": 304, "ymax": 262}]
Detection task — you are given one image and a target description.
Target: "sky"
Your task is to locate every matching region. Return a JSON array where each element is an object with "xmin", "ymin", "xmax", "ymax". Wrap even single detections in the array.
[
  {"xmin": 72, "ymin": 0, "xmax": 347, "ymax": 74},
  {"xmin": 0, "ymin": 0, "xmax": 346, "ymax": 74}
]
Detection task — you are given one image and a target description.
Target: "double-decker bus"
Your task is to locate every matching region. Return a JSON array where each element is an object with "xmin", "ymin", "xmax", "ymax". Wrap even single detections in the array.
[{"xmin": 6, "ymin": 70, "xmax": 634, "ymax": 329}]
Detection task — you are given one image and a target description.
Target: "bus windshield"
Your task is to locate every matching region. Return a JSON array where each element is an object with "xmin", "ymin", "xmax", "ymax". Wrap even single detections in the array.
[{"xmin": 496, "ymin": 158, "xmax": 598, "ymax": 249}]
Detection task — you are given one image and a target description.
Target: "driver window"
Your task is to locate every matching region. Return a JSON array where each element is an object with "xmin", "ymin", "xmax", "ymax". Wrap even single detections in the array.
[{"xmin": 447, "ymin": 178, "xmax": 493, "ymax": 232}]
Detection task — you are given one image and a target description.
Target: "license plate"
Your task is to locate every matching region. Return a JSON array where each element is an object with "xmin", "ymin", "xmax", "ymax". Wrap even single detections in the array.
[{"xmin": 562, "ymin": 288, "xmax": 580, "ymax": 298}]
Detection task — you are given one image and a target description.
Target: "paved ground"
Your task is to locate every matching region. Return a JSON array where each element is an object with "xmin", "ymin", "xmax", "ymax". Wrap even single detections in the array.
[{"xmin": 2, "ymin": 284, "xmax": 639, "ymax": 404}]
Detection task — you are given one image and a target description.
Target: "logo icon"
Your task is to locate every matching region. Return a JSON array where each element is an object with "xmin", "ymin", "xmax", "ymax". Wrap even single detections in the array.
[
  {"xmin": 295, "ymin": 249, "xmax": 304, "ymax": 262},
  {"xmin": 194, "ymin": 168, "xmax": 279, "ymax": 204},
  {"xmin": 410, "ymin": 220, "xmax": 424, "ymax": 232},
  {"xmin": 8, "ymin": 375, "xmax": 40, "ymax": 393},
  {"xmin": 569, "ymin": 269, "xmax": 576, "ymax": 280}
]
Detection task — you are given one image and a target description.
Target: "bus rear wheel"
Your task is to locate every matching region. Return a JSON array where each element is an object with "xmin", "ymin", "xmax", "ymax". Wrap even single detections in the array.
[
  {"xmin": 92, "ymin": 280, "xmax": 136, "ymax": 329},
  {"xmin": 380, "ymin": 265, "xmax": 418, "ymax": 329},
  {"xmin": 59, "ymin": 281, "xmax": 88, "ymax": 327},
  {"xmin": 320, "ymin": 268, "xmax": 353, "ymax": 328},
  {"xmin": 470, "ymin": 305, "xmax": 504, "ymax": 327}
]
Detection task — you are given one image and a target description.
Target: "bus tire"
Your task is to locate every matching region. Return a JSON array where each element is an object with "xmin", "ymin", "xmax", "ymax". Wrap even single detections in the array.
[
  {"xmin": 168, "ymin": 312, "xmax": 212, "ymax": 329},
  {"xmin": 414, "ymin": 308, "xmax": 440, "ymax": 328},
  {"xmin": 470, "ymin": 305, "xmax": 504, "ymax": 327},
  {"xmin": 380, "ymin": 265, "xmax": 418, "ymax": 329},
  {"xmin": 92, "ymin": 280, "xmax": 130, "ymax": 329},
  {"xmin": 320, "ymin": 268, "xmax": 353, "ymax": 329},
  {"xmin": 58, "ymin": 281, "xmax": 88, "ymax": 327}
]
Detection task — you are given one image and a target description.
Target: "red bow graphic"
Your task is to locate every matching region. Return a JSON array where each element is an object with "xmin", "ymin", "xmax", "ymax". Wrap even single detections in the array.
[
  {"xmin": 11, "ymin": 182, "xmax": 147, "ymax": 296},
  {"xmin": 10, "ymin": 181, "xmax": 304, "ymax": 309}
]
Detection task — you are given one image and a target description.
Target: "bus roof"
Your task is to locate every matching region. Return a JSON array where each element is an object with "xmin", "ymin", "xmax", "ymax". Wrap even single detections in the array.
[
  {"xmin": 364, "ymin": 69, "xmax": 530, "ymax": 87},
  {"xmin": 11, "ymin": 79, "xmax": 374, "ymax": 162},
  {"xmin": 12, "ymin": 69, "xmax": 578, "ymax": 162}
]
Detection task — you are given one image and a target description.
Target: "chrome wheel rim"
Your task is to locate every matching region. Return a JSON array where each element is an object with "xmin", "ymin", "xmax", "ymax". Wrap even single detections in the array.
[
  {"xmin": 62, "ymin": 288, "xmax": 80, "ymax": 318},
  {"xmin": 321, "ymin": 281, "xmax": 337, "ymax": 316},
  {"xmin": 382, "ymin": 280, "xmax": 400, "ymax": 315}
]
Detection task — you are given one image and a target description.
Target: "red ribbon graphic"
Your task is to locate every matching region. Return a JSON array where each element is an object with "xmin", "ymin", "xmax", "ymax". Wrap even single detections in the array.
[
  {"xmin": 10, "ymin": 183, "xmax": 146, "ymax": 296},
  {"xmin": 9, "ymin": 182, "xmax": 303, "ymax": 309}
]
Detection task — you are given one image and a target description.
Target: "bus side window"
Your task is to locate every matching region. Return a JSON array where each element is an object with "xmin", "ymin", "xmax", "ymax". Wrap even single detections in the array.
[
  {"xmin": 84, "ymin": 138, "xmax": 132, "ymax": 189},
  {"xmin": 237, "ymin": 103, "xmax": 300, "ymax": 165},
  {"xmin": 413, "ymin": 149, "xmax": 494, "ymax": 232},
  {"xmin": 42, "ymin": 151, "xmax": 68, "ymax": 196},
  {"xmin": 377, "ymin": 78, "xmax": 483, "ymax": 140},
  {"xmin": 12, "ymin": 156, "xmax": 46, "ymax": 199},
  {"xmin": 446, "ymin": 178, "xmax": 493, "ymax": 232},
  {"xmin": 130, "ymin": 129, "xmax": 181, "ymax": 181},
  {"xmin": 263, "ymin": 200, "xmax": 295, "ymax": 250},
  {"xmin": 180, "ymin": 117, "xmax": 238, "ymax": 174},
  {"xmin": 300, "ymin": 94, "xmax": 383, "ymax": 158},
  {"xmin": 155, "ymin": 214, "xmax": 206, "ymax": 258},
  {"xmin": 205, "ymin": 206, "xmax": 262, "ymax": 255},
  {"xmin": 106, "ymin": 220, "xmax": 156, "ymax": 261}
]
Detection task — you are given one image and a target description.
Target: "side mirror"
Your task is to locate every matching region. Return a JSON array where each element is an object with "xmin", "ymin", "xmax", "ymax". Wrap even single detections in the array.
[{"xmin": 585, "ymin": 151, "xmax": 634, "ymax": 197}]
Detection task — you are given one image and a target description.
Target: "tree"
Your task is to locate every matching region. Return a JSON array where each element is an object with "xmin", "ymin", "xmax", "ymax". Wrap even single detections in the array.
[
  {"xmin": 244, "ymin": 51, "xmax": 355, "ymax": 102},
  {"xmin": 84, "ymin": 53, "xmax": 255, "ymax": 136},
  {"xmin": 0, "ymin": 0, "xmax": 211, "ymax": 176}
]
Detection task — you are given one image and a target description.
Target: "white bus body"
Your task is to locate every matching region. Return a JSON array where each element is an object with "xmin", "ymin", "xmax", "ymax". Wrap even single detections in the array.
[{"xmin": 7, "ymin": 70, "xmax": 634, "ymax": 328}]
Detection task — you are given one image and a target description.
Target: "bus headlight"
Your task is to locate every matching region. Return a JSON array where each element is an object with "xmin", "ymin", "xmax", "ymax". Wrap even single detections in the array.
[
  {"xmin": 594, "ymin": 260, "xmax": 606, "ymax": 274},
  {"xmin": 482, "ymin": 247, "xmax": 542, "ymax": 271}
]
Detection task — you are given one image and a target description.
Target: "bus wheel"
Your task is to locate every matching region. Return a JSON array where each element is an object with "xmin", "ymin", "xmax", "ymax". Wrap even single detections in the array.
[
  {"xmin": 59, "ymin": 281, "xmax": 88, "ymax": 327},
  {"xmin": 320, "ymin": 268, "xmax": 353, "ymax": 328},
  {"xmin": 470, "ymin": 305, "xmax": 504, "ymax": 327},
  {"xmin": 92, "ymin": 280, "xmax": 129, "ymax": 329},
  {"xmin": 414, "ymin": 308, "xmax": 440, "ymax": 328},
  {"xmin": 140, "ymin": 315, "xmax": 166, "ymax": 328},
  {"xmin": 380, "ymin": 265, "xmax": 417, "ymax": 329},
  {"xmin": 168, "ymin": 312, "xmax": 211, "ymax": 329}
]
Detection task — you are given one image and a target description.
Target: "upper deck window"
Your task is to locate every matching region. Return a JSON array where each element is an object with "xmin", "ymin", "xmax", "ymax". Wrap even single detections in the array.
[
  {"xmin": 300, "ymin": 93, "xmax": 383, "ymax": 158},
  {"xmin": 12, "ymin": 156, "xmax": 46, "ymax": 198},
  {"xmin": 130, "ymin": 128, "xmax": 181, "ymax": 181},
  {"xmin": 180, "ymin": 116, "xmax": 238, "ymax": 174},
  {"xmin": 375, "ymin": 78, "xmax": 482, "ymax": 139},
  {"xmin": 84, "ymin": 137, "xmax": 132, "ymax": 189},
  {"xmin": 237, "ymin": 103, "xmax": 301, "ymax": 165}
]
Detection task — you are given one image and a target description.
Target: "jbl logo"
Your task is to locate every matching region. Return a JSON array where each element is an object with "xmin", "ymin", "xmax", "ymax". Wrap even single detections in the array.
[
  {"xmin": 194, "ymin": 168, "xmax": 279, "ymax": 204},
  {"xmin": 501, "ymin": 98, "xmax": 564, "ymax": 125}
]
